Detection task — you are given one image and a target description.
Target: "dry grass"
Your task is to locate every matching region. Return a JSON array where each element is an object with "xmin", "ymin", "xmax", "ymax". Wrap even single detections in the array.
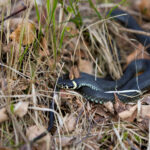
[{"xmin": 0, "ymin": 0, "xmax": 150, "ymax": 150}]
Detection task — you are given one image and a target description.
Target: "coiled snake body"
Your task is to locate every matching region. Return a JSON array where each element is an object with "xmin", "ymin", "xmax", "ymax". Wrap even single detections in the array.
[{"xmin": 57, "ymin": 9, "xmax": 150, "ymax": 103}]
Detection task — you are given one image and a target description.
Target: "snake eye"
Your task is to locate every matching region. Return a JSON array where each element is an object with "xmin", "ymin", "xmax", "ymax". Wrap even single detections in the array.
[
  {"xmin": 62, "ymin": 83, "xmax": 66, "ymax": 88},
  {"xmin": 57, "ymin": 80, "xmax": 77, "ymax": 89},
  {"xmin": 61, "ymin": 83, "xmax": 69, "ymax": 89}
]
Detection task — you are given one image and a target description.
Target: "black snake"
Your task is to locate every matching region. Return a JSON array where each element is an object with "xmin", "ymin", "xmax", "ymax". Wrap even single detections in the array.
[{"xmin": 57, "ymin": 9, "xmax": 150, "ymax": 103}]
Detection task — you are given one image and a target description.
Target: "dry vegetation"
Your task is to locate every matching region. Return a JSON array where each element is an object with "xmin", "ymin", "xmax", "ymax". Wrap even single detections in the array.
[{"xmin": 1, "ymin": 0, "xmax": 150, "ymax": 150}]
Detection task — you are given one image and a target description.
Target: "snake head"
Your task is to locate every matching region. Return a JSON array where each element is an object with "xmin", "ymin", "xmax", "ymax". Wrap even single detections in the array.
[{"xmin": 57, "ymin": 78, "xmax": 78, "ymax": 89}]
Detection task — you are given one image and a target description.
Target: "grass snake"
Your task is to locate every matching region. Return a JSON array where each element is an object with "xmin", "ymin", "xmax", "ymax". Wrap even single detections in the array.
[{"xmin": 57, "ymin": 9, "xmax": 150, "ymax": 103}]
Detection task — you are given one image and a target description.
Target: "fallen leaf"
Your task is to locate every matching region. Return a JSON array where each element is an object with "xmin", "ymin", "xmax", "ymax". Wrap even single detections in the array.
[
  {"xmin": 64, "ymin": 114, "xmax": 76, "ymax": 132},
  {"xmin": 26, "ymin": 125, "xmax": 51, "ymax": 144},
  {"xmin": 93, "ymin": 105, "xmax": 110, "ymax": 118},
  {"xmin": 140, "ymin": 105, "xmax": 150, "ymax": 118},
  {"xmin": 0, "ymin": 108, "xmax": 9, "ymax": 123},
  {"xmin": 137, "ymin": 0, "xmax": 150, "ymax": 18},
  {"xmin": 104, "ymin": 101, "xmax": 114, "ymax": 114},
  {"xmin": 79, "ymin": 59, "xmax": 93, "ymax": 74},
  {"xmin": 114, "ymin": 94, "xmax": 126, "ymax": 114},
  {"xmin": 118, "ymin": 105, "xmax": 137, "ymax": 122},
  {"xmin": 55, "ymin": 136, "xmax": 75, "ymax": 147},
  {"xmin": 14, "ymin": 102, "xmax": 29, "ymax": 117},
  {"xmin": 10, "ymin": 21, "xmax": 36, "ymax": 45},
  {"xmin": 26, "ymin": 125, "xmax": 51, "ymax": 150}
]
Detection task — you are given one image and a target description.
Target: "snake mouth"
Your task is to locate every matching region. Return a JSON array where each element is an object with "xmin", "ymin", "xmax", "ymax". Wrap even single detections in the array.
[
  {"xmin": 57, "ymin": 81, "xmax": 73, "ymax": 89},
  {"xmin": 57, "ymin": 80, "xmax": 78, "ymax": 90},
  {"xmin": 57, "ymin": 83, "xmax": 68, "ymax": 89}
]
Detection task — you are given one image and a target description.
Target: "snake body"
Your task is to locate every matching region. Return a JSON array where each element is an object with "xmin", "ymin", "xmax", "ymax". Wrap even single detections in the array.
[
  {"xmin": 109, "ymin": 9, "xmax": 150, "ymax": 52},
  {"xmin": 57, "ymin": 9, "xmax": 150, "ymax": 103}
]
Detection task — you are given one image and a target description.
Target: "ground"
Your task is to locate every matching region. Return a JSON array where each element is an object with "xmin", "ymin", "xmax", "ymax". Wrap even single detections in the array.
[{"xmin": 0, "ymin": 0, "xmax": 150, "ymax": 149}]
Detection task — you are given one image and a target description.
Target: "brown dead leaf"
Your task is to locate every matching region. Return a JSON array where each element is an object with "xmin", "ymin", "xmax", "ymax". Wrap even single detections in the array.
[
  {"xmin": 10, "ymin": 22, "xmax": 36, "ymax": 45},
  {"xmin": 14, "ymin": 102, "xmax": 29, "ymax": 117},
  {"xmin": 0, "ymin": 108, "xmax": 9, "ymax": 123},
  {"xmin": 137, "ymin": 0, "xmax": 150, "ymax": 18},
  {"xmin": 114, "ymin": 94, "xmax": 126, "ymax": 114},
  {"xmin": 118, "ymin": 105, "xmax": 137, "ymax": 122},
  {"xmin": 79, "ymin": 59, "xmax": 93, "ymax": 74},
  {"xmin": 104, "ymin": 101, "xmax": 114, "ymax": 114},
  {"xmin": 26, "ymin": 125, "xmax": 51, "ymax": 145},
  {"xmin": 140, "ymin": 105, "xmax": 150, "ymax": 118},
  {"xmin": 94, "ymin": 105, "xmax": 110, "ymax": 118},
  {"xmin": 64, "ymin": 114, "xmax": 76, "ymax": 132},
  {"xmin": 55, "ymin": 136, "xmax": 75, "ymax": 148}
]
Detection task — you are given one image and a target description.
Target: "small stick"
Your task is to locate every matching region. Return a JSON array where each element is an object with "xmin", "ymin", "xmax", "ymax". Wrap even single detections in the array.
[
  {"xmin": 119, "ymin": 27, "xmax": 150, "ymax": 37},
  {"xmin": 0, "ymin": 4, "xmax": 27, "ymax": 24}
]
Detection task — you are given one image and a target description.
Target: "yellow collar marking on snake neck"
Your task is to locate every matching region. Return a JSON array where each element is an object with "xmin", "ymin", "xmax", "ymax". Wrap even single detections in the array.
[{"xmin": 72, "ymin": 81, "xmax": 77, "ymax": 89}]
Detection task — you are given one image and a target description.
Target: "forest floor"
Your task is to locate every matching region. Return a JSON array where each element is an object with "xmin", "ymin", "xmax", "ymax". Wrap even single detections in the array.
[{"xmin": 1, "ymin": 0, "xmax": 150, "ymax": 149}]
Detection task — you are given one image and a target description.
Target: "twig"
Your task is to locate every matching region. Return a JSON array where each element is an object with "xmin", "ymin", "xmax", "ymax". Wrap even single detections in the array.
[
  {"xmin": 0, "ymin": 3, "xmax": 27, "ymax": 24},
  {"xmin": 119, "ymin": 27, "xmax": 150, "ymax": 37},
  {"xmin": 113, "ymin": 126, "xmax": 127, "ymax": 150}
]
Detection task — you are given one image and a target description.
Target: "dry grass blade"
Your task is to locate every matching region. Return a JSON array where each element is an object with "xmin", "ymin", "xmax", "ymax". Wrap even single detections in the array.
[{"xmin": 113, "ymin": 126, "xmax": 127, "ymax": 150}]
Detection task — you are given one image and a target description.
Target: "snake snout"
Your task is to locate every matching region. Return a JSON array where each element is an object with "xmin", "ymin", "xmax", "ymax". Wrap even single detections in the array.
[
  {"xmin": 64, "ymin": 81, "xmax": 74, "ymax": 89},
  {"xmin": 57, "ymin": 80, "xmax": 73, "ymax": 89},
  {"xmin": 57, "ymin": 83, "xmax": 67, "ymax": 89},
  {"xmin": 57, "ymin": 80, "xmax": 78, "ymax": 89}
]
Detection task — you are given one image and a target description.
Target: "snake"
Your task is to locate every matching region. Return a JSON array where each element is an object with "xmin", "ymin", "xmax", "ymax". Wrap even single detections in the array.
[{"xmin": 57, "ymin": 9, "xmax": 150, "ymax": 103}]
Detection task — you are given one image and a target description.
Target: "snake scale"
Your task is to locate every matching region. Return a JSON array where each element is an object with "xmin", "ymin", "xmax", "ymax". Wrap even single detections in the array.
[{"xmin": 57, "ymin": 9, "xmax": 150, "ymax": 103}]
